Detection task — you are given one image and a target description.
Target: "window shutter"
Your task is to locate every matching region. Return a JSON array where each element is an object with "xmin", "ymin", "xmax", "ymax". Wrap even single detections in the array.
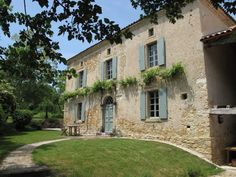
[
  {"xmin": 159, "ymin": 88, "xmax": 168, "ymax": 120},
  {"xmin": 112, "ymin": 57, "xmax": 117, "ymax": 79},
  {"xmin": 100, "ymin": 62, "xmax": 104, "ymax": 81},
  {"xmin": 81, "ymin": 101, "xmax": 85, "ymax": 122},
  {"xmin": 140, "ymin": 91, "xmax": 146, "ymax": 120},
  {"xmin": 74, "ymin": 77, "xmax": 78, "ymax": 90},
  {"xmin": 157, "ymin": 37, "xmax": 166, "ymax": 66},
  {"xmin": 83, "ymin": 69, "xmax": 87, "ymax": 87},
  {"xmin": 74, "ymin": 104, "xmax": 78, "ymax": 123},
  {"xmin": 139, "ymin": 45, "xmax": 145, "ymax": 71}
]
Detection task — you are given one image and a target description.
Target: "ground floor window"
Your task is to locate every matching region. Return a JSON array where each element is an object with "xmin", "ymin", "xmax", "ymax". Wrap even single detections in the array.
[
  {"xmin": 77, "ymin": 103, "xmax": 82, "ymax": 120},
  {"xmin": 148, "ymin": 90, "xmax": 159, "ymax": 117}
]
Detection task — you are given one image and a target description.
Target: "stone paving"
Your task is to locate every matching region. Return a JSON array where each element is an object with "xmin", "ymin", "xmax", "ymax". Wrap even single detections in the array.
[{"xmin": 0, "ymin": 135, "xmax": 236, "ymax": 176}]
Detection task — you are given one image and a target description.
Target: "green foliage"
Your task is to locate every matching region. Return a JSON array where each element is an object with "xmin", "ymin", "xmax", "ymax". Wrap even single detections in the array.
[
  {"xmin": 0, "ymin": 78, "xmax": 16, "ymax": 123},
  {"xmin": 12, "ymin": 109, "xmax": 33, "ymax": 130},
  {"xmin": 61, "ymin": 80, "xmax": 116, "ymax": 101},
  {"xmin": 42, "ymin": 118, "xmax": 63, "ymax": 128},
  {"xmin": 61, "ymin": 87, "xmax": 91, "ymax": 101},
  {"xmin": 29, "ymin": 119, "xmax": 44, "ymax": 130},
  {"xmin": 119, "ymin": 76, "xmax": 138, "ymax": 88},
  {"xmin": 61, "ymin": 63, "xmax": 184, "ymax": 101},
  {"xmin": 91, "ymin": 80, "xmax": 116, "ymax": 93},
  {"xmin": 142, "ymin": 62, "xmax": 184, "ymax": 85}
]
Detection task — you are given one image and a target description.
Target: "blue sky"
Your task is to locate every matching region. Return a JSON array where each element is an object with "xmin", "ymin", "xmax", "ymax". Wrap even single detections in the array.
[
  {"xmin": 0, "ymin": 0, "xmax": 143, "ymax": 70},
  {"xmin": 1, "ymin": 1, "xmax": 235, "ymax": 70}
]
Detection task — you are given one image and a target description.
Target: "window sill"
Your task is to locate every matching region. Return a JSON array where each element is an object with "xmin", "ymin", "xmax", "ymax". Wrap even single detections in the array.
[{"xmin": 145, "ymin": 118, "xmax": 162, "ymax": 123}]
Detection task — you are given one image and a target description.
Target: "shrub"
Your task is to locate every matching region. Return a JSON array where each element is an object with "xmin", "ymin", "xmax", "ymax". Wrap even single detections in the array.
[
  {"xmin": 50, "ymin": 112, "xmax": 63, "ymax": 119},
  {"xmin": 42, "ymin": 118, "xmax": 63, "ymax": 128},
  {"xmin": 119, "ymin": 77, "xmax": 138, "ymax": 88},
  {"xmin": 29, "ymin": 119, "xmax": 43, "ymax": 130},
  {"xmin": 12, "ymin": 109, "xmax": 33, "ymax": 130}
]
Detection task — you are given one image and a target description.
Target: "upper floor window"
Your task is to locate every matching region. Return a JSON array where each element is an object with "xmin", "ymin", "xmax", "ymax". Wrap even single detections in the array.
[
  {"xmin": 148, "ymin": 28, "xmax": 154, "ymax": 37},
  {"xmin": 148, "ymin": 42, "xmax": 158, "ymax": 67},
  {"xmin": 75, "ymin": 69, "xmax": 87, "ymax": 89},
  {"xmin": 101, "ymin": 57, "xmax": 117, "ymax": 80},
  {"xmin": 78, "ymin": 70, "xmax": 84, "ymax": 88},
  {"xmin": 139, "ymin": 37, "xmax": 165, "ymax": 71},
  {"xmin": 107, "ymin": 48, "xmax": 111, "ymax": 55},
  {"xmin": 106, "ymin": 59, "xmax": 113, "ymax": 80}
]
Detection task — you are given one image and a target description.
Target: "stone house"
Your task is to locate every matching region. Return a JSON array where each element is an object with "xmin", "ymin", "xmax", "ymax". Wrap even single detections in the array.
[{"xmin": 64, "ymin": 0, "xmax": 236, "ymax": 165}]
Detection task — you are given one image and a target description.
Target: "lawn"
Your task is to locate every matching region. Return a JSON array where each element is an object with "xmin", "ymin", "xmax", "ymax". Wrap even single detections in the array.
[
  {"xmin": 0, "ymin": 130, "xmax": 62, "ymax": 162},
  {"xmin": 33, "ymin": 138, "xmax": 222, "ymax": 177}
]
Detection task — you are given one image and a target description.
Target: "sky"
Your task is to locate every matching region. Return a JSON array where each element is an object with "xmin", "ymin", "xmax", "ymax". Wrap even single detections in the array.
[
  {"xmin": 1, "ymin": 1, "xmax": 235, "ymax": 70},
  {"xmin": 0, "ymin": 0, "xmax": 143, "ymax": 70}
]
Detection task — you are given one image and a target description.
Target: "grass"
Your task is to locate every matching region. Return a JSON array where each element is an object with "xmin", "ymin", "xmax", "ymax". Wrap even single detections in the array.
[
  {"xmin": 33, "ymin": 139, "xmax": 222, "ymax": 177},
  {"xmin": 0, "ymin": 130, "xmax": 62, "ymax": 162}
]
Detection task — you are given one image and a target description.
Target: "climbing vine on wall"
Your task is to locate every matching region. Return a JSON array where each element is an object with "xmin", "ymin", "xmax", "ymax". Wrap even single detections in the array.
[
  {"xmin": 142, "ymin": 62, "xmax": 184, "ymax": 85},
  {"xmin": 61, "ymin": 62, "xmax": 184, "ymax": 101}
]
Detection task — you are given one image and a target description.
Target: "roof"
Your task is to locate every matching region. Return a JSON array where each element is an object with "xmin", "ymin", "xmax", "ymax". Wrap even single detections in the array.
[
  {"xmin": 200, "ymin": 25, "xmax": 236, "ymax": 42},
  {"xmin": 67, "ymin": 2, "xmax": 236, "ymax": 64}
]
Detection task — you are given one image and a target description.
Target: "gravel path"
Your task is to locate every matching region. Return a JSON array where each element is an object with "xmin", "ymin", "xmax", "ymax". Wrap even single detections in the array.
[{"xmin": 0, "ymin": 138, "xmax": 71, "ymax": 171}]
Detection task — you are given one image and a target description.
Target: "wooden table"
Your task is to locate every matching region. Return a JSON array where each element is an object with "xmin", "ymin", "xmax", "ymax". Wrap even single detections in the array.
[
  {"xmin": 225, "ymin": 146, "xmax": 236, "ymax": 164},
  {"xmin": 68, "ymin": 125, "xmax": 80, "ymax": 136}
]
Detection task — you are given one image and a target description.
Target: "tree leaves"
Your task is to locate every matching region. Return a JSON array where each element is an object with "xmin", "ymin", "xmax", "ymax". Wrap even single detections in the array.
[
  {"xmin": 0, "ymin": 0, "xmax": 234, "ymax": 84},
  {"xmin": 33, "ymin": 0, "xmax": 49, "ymax": 8}
]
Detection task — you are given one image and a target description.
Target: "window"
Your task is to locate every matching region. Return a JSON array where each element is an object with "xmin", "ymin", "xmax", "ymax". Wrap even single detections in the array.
[
  {"xmin": 149, "ymin": 91, "xmax": 159, "ymax": 117},
  {"xmin": 77, "ymin": 103, "xmax": 82, "ymax": 120},
  {"xmin": 148, "ymin": 42, "xmax": 158, "ymax": 67},
  {"xmin": 105, "ymin": 59, "xmax": 113, "ymax": 80},
  {"xmin": 107, "ymin": 48, "xmax": 111, "ymax": 55},
  {"xmin": 78, "ymin": 70, "xmax": 84, "ymax": 88},
  {"xmin": 148, "ymin": 28, "xmax": 154, "ymax": 37},
  {"xmin": 80, "ymin": 61, "xmax": 84, "ymax": 67}
]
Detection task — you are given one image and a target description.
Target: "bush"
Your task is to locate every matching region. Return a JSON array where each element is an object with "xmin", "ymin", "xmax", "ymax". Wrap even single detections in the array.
[
  {"xmin": 29, "ymin": 119, "xmax": 44, "ymax": 130},
  {"xmin": 50, "ymin": 113, "xmax": 63, "ymax": 119},
  {"xmin": 42, "ymin": 118, "xmax": 63, "ymax": 128},
  {"xmin": 12, "ymin": 109, "xmax": 33, "ymax": 130}
]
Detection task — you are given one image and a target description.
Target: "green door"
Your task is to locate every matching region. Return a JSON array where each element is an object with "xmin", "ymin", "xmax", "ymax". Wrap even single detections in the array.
[{"xmin": 104, "ymin": 103, "xmax": 113, "ymax": 133}]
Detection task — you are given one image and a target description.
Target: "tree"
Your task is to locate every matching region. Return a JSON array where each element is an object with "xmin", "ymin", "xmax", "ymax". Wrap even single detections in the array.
[
  {"xmin": 0, "ymin": 72, "xmax": 16, "ymax": 124},
  {"xmin": 1, "ymin": 0, "xmax": 234, "ymax": 83}
]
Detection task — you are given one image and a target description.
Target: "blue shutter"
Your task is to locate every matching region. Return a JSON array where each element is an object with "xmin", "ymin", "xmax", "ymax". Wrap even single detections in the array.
[
  {"xmin": 100, "ymin": 62, "xmax": 104, "ymax": 81},
  {"xmin": 157, "ymin": 37, "xmax": 166, "ymax": 66},
  {"xmin": 159, "ymin": 88, "xmax": 168, "ymax": 120},
  {"xmin": 74, "ymin": 104, "xmax": 77, "ymax": 123},
  {"xmin": 112, "ymin": 57, "xmax": 117, "ymax": 79},
  {"xmin": 83, "ymin": 69, "xmax": 87, "ymax": 87},
  {"xmin": 140, "ymin": 91, "xmax": 146, "ymax": 120},
  {"xmin": 74, "ymin": 77, "xmax": 78, "ymax": 90},
  {"xmin": 139, "ymin": 45, "xmax": 145, "ymax": 71},
  {"xmin": 81, "ymin": 101, "xmax": 85, "ymax": 122}
]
